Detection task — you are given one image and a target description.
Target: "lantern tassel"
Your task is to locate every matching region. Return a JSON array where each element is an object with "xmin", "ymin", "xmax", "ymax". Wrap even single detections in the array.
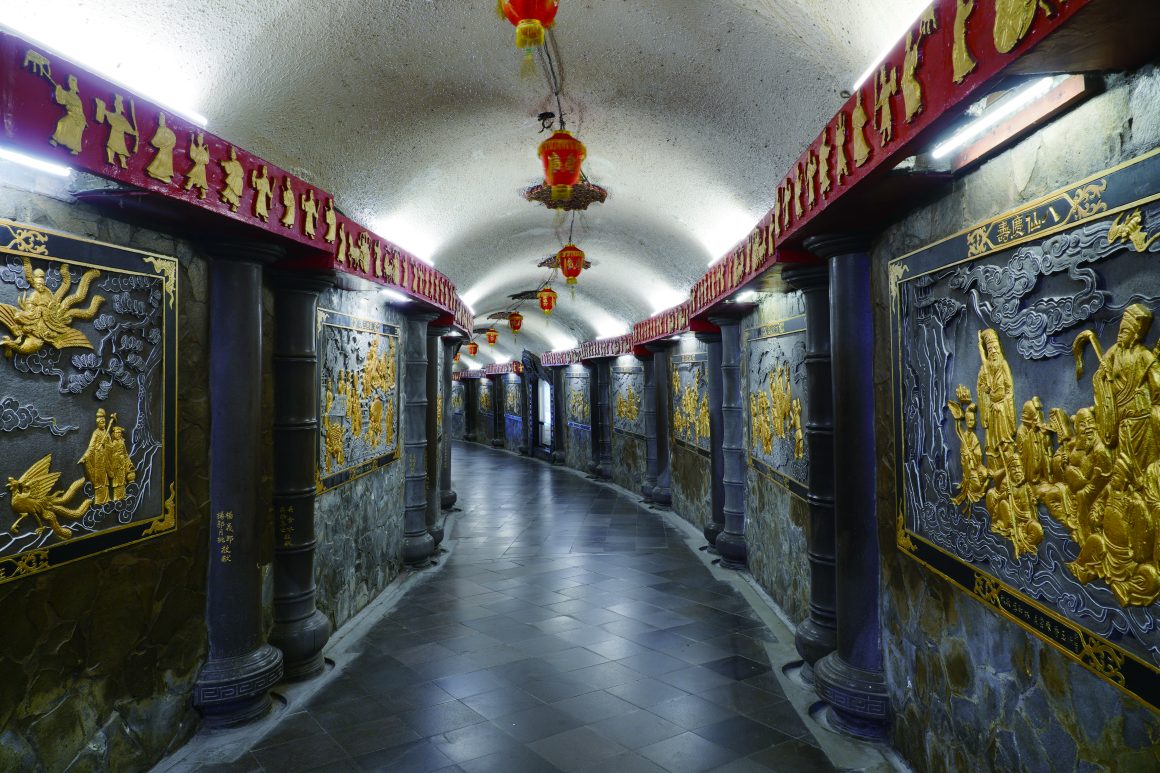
[
  {"xmin": 520, "ymin": 49, "xmax": 537, "ymax": 79},
  {"xmin": 495, "ymin": 0, "xmax": 505, "ymax": 19},
  {"xmin": 570, "ymin": 285, "xmax": 575, "ymax": 300}
]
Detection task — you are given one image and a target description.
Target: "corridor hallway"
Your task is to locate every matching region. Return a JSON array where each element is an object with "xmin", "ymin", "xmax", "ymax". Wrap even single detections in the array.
[{"xmin": 173, "ymin": 442, "xmax": 850, "ymax": 773}]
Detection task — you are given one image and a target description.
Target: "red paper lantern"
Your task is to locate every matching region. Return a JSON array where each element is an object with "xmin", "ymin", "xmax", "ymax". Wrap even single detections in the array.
[
  {"xmin": 466, "ymin": 341, "xmax": 479, "ymax": 357},
  {"xmin": 486, "ymin": 327, "xmax": 500, "ymax": 346},
  {"xmin": 538, "ymin": 286, "xmax": 558, "ymax": 316},
  {"xmin": 558, "ymin": 243, "xmax": 584, "ymax": 285},
  {"xmin": 538, "ymin": 130, "xmax": 586, "ymax": 202},
  {"xmin": 508, "ymin": 311, "xmax": 524, "ymax": 335},
  {"xmin": 499, "ymin": 0, "xmax": 560, "ymax": 51}
]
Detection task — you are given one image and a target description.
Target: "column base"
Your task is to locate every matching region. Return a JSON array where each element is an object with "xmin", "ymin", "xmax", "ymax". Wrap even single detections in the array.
[
  {"xmin": 403, "ymin": 531, "xmax": 435, "ymax": 567},
  {"xmin": 552, "ymin": 450, "xmax": 565, "ymax": 465},
  {"xmin": 270, "ymin": 608, "xmax": 331, "ymax": 682},
  {"xmin": 814, "ymin": 652, "xmax": 889, "ymax": 741},
  {"xmin": 194, "ymin": 644, "xmax": 284, "ymax": 729},
  {"xmin": 716, "ymin": 530, "xmax": 747, "ymax": 569},
  {"xmin": 441, "ymin": 489, "xmax": 458, "ymax": 509},
  {"xmin": 703, "ymin": 521, "xmax": 723, "ymax": 547},
  {"xmin": 641, "ymin": 481, "xmax": 655, "ymax": 502},
  {"xmin": 652, "ymin": 487, "xmax": 672, "ymax": 507},
  {"xmin": 429, "ymin": 521, "xmax": 445, "ymax": 548},
  {"xmin": 794, "ymin": 617, "xmax": 837, "ymax": 668},
  {"xmin": 597, "ymin": 463, "xmax": 612, "ymax": 479}
]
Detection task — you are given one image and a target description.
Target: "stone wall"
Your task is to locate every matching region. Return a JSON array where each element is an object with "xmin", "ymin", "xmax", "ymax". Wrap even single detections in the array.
[
  {"xmin": 872, "ymin": 66, "xmax": 1160, "ymax": 771},
  {"xmin": 0, "ymin": 169, "xmax": 209, "ymax": 771}
]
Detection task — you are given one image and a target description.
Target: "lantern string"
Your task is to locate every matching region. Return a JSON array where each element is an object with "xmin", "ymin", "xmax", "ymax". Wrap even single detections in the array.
[{"xmin": 537, "ymin": 30, "xmax": 567, "ymax": 131}]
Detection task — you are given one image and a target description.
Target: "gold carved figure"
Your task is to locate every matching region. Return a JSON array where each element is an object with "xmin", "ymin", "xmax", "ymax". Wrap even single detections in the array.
[
  {"xmin": 792, "ymin": 166, "xmax": 804, "ymax": 218},
  {"xmin": 1107, "ymin": 208, "xmax": 1160, "ymax": 253},
  {"xmin": 818, "ymin": 131, "xmax": 832, "ymax": 197},
  {"xmin": 1016, "ymin": 396, "xmax": 1053, "ymax": 485},
  {"xmin": 7, "ymin": 453, "xmax": 91, "ymax": 540},
  {"xmin": 184, "ymin": 133, "xmax": 210, "ymax": 199},
  {"xmin": 107, "ymin": 426, "xmax": 135, "ymax": 501},
  {"xmin": 985, "ymin": 448, "xmax": 1045, "ymax": 558},
  {"xmin": 251, "ymin": 165, "xmax": 273, "ymax": 221},
  {"xmin": 280, "ymin": 177, "xmax": 297, "ymax": 229},
  {"xmin": 321, "ymin": 380, "xmax": 345, "ymax": 473},
  {"xmin": 851, "ymin": 94, "xmax": 871, "ymax": 167},
  {"xmin": 616, "ymin": 384, "xmax": 640, "ymax": 423},
  {"xmin": 336, "ymin": 223, "xmax": 348, "ymax": 264},
  {"xmin": 994, "ymin": 0, "xmax": 1054, "ymax": 55},
  {"xmin": 948, "ymin": 386, "xmax": 989, "ymax": 508},
  {"xmin": 50, "ymin": 75, "xmax": 87, "ymax": 155},
  {"xmin": 323, "ymin": 199, "xmax": 337, "ymax": 243},
  {"xmin": 219, "ymin": 147, "xmax": 245, "ymax": 212},
  {"xmin": 834, "ymin": 113, "xmax": 850, "ymax": 184},
  {"xmin": 79, "ymin": 408, "xmax": 116, "ymax": 505},
  {"xmin": 301, "ymin": 190, "xmax": 319, "ymax": 239},
  {"xmin": 901, "ymin": 32, "xmax": 923, "ymax": 123},
  {"xmin": 953, "ymin": 0, "xmax": 978, "ymax": 83},
  {"xmin": 145, "ymin": 113, "xmax": 177, "ymax": 183},
  {"xmin": 94, "ymin": 94, "xmax": 138, "ymax": 169},
  {"xmin": 0, "ymin": 258, "xmax": 105, "ymax": 358},
  {"xmin": 873, "ymin": 65, "xmax": 897, "ymax": 147},
  {"xmin": 805, "ymin": 153, "xmax": 818, "ymax": 208},
  {"xmin": 977, "ymin": 329, "xmax": 1017, "ymax": 466}
]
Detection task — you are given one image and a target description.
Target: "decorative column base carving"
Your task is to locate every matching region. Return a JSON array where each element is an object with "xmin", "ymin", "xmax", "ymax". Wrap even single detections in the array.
[
  {"xmin": 814, "ymin": 652, "xmax": 889, "ymax": 741},
  {"xmin": 269, "ymin": 604, "xmax": 330, "ymax": 682},
  {"xmin": 194, "ymin": 644, "xmax": 284, "ymax": 729}
]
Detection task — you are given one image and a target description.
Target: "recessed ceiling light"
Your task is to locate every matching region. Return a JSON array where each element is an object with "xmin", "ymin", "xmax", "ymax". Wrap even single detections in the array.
[{"xmin": 0, "ymin": 145, "xmax": 70, "ymax": 177}]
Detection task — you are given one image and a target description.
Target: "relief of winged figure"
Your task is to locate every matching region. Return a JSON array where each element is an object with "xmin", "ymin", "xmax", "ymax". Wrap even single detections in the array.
[
  {"xmin": 7, "ymin": 453, "xmax": 92, "ymax": 540},
  {"xmin": 0, "ymin": 257, "xmax": 105, "ymax": 358}
]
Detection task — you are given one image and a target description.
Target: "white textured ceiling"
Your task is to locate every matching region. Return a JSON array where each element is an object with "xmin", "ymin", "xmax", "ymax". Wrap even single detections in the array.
[{"xmin": 4, "ymin": 0, "xmax": 928, "ymax": 360}]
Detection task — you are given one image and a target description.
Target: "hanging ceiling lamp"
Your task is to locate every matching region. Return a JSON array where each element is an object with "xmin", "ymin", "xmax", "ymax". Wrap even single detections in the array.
[
  {"xmin": 557, "ymin": 243, "xmax": 584, "ymax": 297},
  {"xmin": 499, "ymin": 0, "xmax": 560, "ymax": 70},
  {"xmin": 538, "ymin": 286, "xmax": 558, "ymax": 316},
  {"xmin": 486, "ymin": 327, "xmax": 500, "ymax": 346},
  {"xmin": 466, "ymin": 340, "xmax": 479, "ymax": 357},
  {"xmin": 508, "ymin": 311, "xmax": 524, "ymax": 335},
  {"xmin": 538, "ymin": 130, "xmax": 586, "ymax": 202}
]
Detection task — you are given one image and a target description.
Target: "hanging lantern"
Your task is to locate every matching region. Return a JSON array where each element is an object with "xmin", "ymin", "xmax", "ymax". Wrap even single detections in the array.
[
  {"xmin": 538, "ymin": 286, "xmax": 558, "ymax": 316},
  {"xmin": 486, "ymin": 327, "xmax": 500, "ymax": 346},
  {"xmin": 538, "ymin": 130, "xmax": 586, "ymax": 202},
  {"xmin": 466, "ymin": 340, "xmax": 479, "ymax": 357},
  {"xmin": 558, "ymin": 243, "xmax": 584, "ymax": 298},
  {"xmin": 508, "ymin": 311, "xmax": 524, "ymax": 335},
  {"xmin": 454, "ymin": 351, "xmax": 461, "ymax": 363},
  {"xmin": 499, "ymin": 0, "xmax": 559, "ymax": 70}
]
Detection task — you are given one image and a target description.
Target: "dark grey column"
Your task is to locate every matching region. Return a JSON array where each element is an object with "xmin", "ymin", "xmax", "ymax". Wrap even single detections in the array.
[
  {"xmin": 194, "ymin": 248, "xmax": 283, "ymax": 728},
  {"xmin": 403, "ymin": 312, "xmax": 438, "ymax": 567},
  {"xmin": 491, "ymin": 375, "xmax": 505, "ymax": 448},
  {"xmin": 783, "ymin": 263, "xmax": 838, "ymax": 673},
  {"xmin": 464, "ymin": 378, "xmax": 478, "ymax": 443},
  {"xmin": 267, "ymin": 274, "xmax": 332, "ymax": 683},
  {"xmin": 595, "ymin": 360, "xmax": 613, "ymax": 479},
  {"xmin": 807, "ymin": 236, "xmax": 887, "ymax": 740},
  {"xmin": 646, "ymin": 342, "xmax": 673, "ymax": 507},
  {"xmin": 586, "ymin": 363, "xmax": 600, "ymax": 475},
  {"xmin": 709, "ymin": 317, "xmax": 747, "ymax": 569},
  {"xmin": 440, "ymin": 337, "xmax": 459, "ymax": 509},
  {"xmin": 697, "ymin": 330, "xmax": 724, "ymax": 549},
  {"xmin": 551, "ymin": 367, "xmax": 566, "ymax": 464},
  {"xmin": 640, "ymin": 351, "xmax": 657, "ymax": 501},
  {"xmin": 426, "ymin": 322, "xmax": 449, "ymax": 547}
]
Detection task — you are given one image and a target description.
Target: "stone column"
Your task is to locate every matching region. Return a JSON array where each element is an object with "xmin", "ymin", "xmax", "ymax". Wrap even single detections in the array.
[
  {"xmin": 491, "ymin": 375, "xmax": 505, "ymax": 448},
  {"xmin": 697, "ymin": 330, "xmax": 725, "ymax": 549},
  {"xmin": 640, "ymin": 351, "xmax": 657, "ymax": 501},
  {"xmin": 594, "ymin": 359, "xmax": 613, "ymax": 479},
  {"xmin": 267, "ymin": 274, "xmax": 332, "ymax": 683},
  {"xmin": 552, "ymin": 367, "xmax": 566, "ymax": 464},
  {"xmin": 807, "ymin": 236, "xmax": 887, "ymax": 740},
  {"xmin": 783, "ymin": 263, "xmax": 838, "ymax": 674},
  {"xmin": 194, "ymin": 248, "xmax": 283, "ymax": 728},
  {"xmin": 440, "ymin": 337, "xmax": 459, "ymax": 510},
  {"xmin": 426, "ymin": 322, "xmax": 449, "ymax": 547},
  {"xmin": 586, "ymin": 362, "xmax": 600, "ymax": 475},
  {"xmin": 646, "ymin": 342, "xmax": 673, "ymax": 506},
  {"xmin": 709, "ymin": 317, "xmax": 747, "ymax": 569},
  {"xmin": 403, "ymin": 312, "xmax": 437, "ymax": 567},
  {"xmin": 464, "ymin": 378, "xmax": 478, "ymax": 443}
]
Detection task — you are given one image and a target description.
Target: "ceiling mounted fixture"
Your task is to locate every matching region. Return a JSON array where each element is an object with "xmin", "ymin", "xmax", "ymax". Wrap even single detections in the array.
[
  {"xmin": 557, "ymin": 243, "xmax": 584, "ymax": 297},
  {"xmin": 538, "ymin": 129, "xmax": 586, "ymax": 203},
  {"xmin": 485, "ymin": 327, "xmax": 500, "ymax": 346},
  {"xmin": 498, "ymin": 0, "xmax": 560, "ymax": 74},
  {"xmin": 522, "ymin": 179, "xmax": 607, "ymax": 211},
  {"xmin": 537, "ymin": 286, "xmax": 558, "ymax": 316},
  {"xmin": 508, "ymin": 311, "xmax": 524, "ymax": 335}
]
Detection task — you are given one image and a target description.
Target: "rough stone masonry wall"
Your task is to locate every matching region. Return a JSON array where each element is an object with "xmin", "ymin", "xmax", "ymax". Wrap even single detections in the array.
[
  {"xmin": 0, "ymin": 169, "xmax": 210, "ymax": 772},
  {"xmin": 313, "ymin": 290, "xmax": 407, "ymax": 631},
  {"xmin": 872, "ymin": 66, "xmax": 1160, "ymax": 771}
]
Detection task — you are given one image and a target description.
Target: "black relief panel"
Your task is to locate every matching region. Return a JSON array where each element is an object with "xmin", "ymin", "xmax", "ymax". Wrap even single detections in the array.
[
  {"xmin": 612, "ymin": 365, "xmax": 644, "ymax": 437},
  {"xmin": 0, "ymin": 219, "xmax": 177, "ymax": 583},
  {"xmin": 671, "ymin": 352, "xmax": 709, "ymax": 454},
  {"xmin": 891, "ymin": 148, "xmax": 1160, "ymax": 712},
  {"xmin": 746, "ymin": 316, "xmax": 808, "ymax": 498}
]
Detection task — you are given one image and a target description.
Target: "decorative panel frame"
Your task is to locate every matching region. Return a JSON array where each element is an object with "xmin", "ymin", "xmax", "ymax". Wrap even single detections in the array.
[
  {"xmin": 891, "ymin": 148, "xmax": 1160, "ymax": 713},
  {"xmin": 612, "ymin": 365, "xmax": 644, "ymax": 437},
  {"xmin": 745, "ymin": 316, "xmax": 808, "ymax": 498},
  {"xmin": 0, "ymin": 219, "xmax": 177, "ymax": 583},
  {"xmin": 565, "ymin": 369, "xmax": 591, "ymax": 430},
  {"xmin": 317, "ymin": 309, "xmax": 400, "ymax": 492},
  {"xmin": 671, "ymin": 352, "xmax": 709, "ymax": 455}
]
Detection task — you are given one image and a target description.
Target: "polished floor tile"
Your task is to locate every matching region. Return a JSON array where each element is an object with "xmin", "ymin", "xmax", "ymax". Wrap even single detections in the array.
[{"xmin": 198, "ymin": 442, "xmax": 836, "ymax": 772}]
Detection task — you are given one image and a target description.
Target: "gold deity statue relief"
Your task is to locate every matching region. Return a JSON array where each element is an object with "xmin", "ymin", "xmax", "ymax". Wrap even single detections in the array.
[
  {"xmin": 79, "ymin": 409, "xmax": 135, "ymax": 506},
  {"xmin": 0, "ymin": 257, "xmax": 104, "ymax": 358},
  {"xmin": 948, "ymin": 305, "xmax": 1160, "ymax": 605},
  {"xmin": 616, "ymin": 383, "xmax": 640, "ymax": 423},
  {"xmin": 750, "ymin": 364, "xmax": 805, "ymax": 461}
]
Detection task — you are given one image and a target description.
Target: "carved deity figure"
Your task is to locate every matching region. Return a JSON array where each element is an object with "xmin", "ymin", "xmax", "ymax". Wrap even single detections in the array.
[
  {"xmin": 301, "ymin": 189, "xmax": 319, "ymax": 238},
  {"xmin": 0, "ymin": 258, "xmax": 104, "ymax": 358},
  {"xmin": 107, "ymin": 426, "xmax": 135, "ymax": 501},
  {"xmin": 953, "ymin": 0, "xmax": 978, "ymax": 83},
  {"xmin": 145, "ymin": 113, "xmax": 177, "ymax": 183},
  {"xmin": 805, "ymin": 153, "xmax": 817, "ymax": 208},
  {"xmin": 51, "ymin": 75, "xmax": 87, "ymax": 155},
  {"xmin": 94, "ymin": 94, "xmax": 137, "ymax": 169},
  {"xmin": 79, "ymin": 408, "xmax": 114, "ymax": 505},
  {"xmin": 818, "ymin": 132, "xmax": 832, "ymax": 196},
  {"xmin": 323, "ymin": 199, "xmax": 337, "ymax": 243},
  {"xmin": 367, "ymin": 395, "xmax": 384, "ymax": 446},
  {"xmin": 1042, "ymin": 407, "xmax": 1113, "ymax": 539},
  {"xmin": 321, "ymin": 380, "xmax": 344, "ymax": 472},
  {"xmin": 901, "ymin": 31, "xmax": 924, "ymax": 123},
  {"xmin": 184, "ymin": 133, "xmax": 210, "ymax": 199},
  {"xmin": 985, "ymin": 449, "xmax": 1044, "ymax": 558},
  {"xmin": 993, "ymin": 0, "xmax": 1053, "ymax": 55},
  {"xmin": 280, "ymin": 177, "xmax": 297, "ymax": 229},
  {"xmin": 950, "ymin": 397, "xmax": 989, "ymax": 508},
  {"xmin": 219, "ymin": 147, "xmax": 245, "ymax": 212},
  {"xmin": 7, "ymin": 453, "xmax": 91, "ymax": 540},
  {"xmin": 251, "ymin": 166, "xmax": 273, "ymax": 221},
  {"xmin": 1016, "ymin": 396, "xmax": 1052, "ymax": 485},
  {"xmin": 874, "ymin": 65, "xmax": 898, "ymax": 146},
  {"xmin": 977, "ymin": 329, "xmax": 1017, "ymax": 466},
  {"xmin": 851, "ymin": 93, "xmax": 871, "ymax": 167}
]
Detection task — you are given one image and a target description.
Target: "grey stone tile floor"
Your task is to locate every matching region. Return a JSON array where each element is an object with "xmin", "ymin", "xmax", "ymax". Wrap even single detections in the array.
[{"xmin": 184, "ymin": 442, "xmax": 846, "ymax": 773}]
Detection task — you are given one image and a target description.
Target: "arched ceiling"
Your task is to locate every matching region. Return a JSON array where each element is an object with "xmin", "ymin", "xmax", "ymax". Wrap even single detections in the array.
[{"xmin": 4, "ymin": 0, "xmax": 928, "ymax": 362}]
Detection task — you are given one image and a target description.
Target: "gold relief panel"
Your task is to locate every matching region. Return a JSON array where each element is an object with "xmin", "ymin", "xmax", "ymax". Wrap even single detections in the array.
[
  {"xmin": 671, "ymin": 355, "xmax": 709, "ymax": 452},
  {"xmin": 317, "ymin": 309, "xmax": 400, "ymax": 492},
  {"xmin": 566, "ymin": 371, "xmax": 591, "ymax": 427},
  {"xmin": 613, "ymin": 366, "xmax": 643, "ymax": 435},
  {"xmin": 891, "ymin": 148, "xmax": 1160, "ymax": 712},
  {"xmin": 746, "ymin": 317, "xmax": 808, "ymax": 497},
  {"xmin": 0, "ymin": 220, "xmax": 178, "ymax": 583}
]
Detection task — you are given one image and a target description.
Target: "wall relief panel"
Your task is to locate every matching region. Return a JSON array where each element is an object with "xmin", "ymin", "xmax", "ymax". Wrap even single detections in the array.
[
  {"xmin": 565, "ymin": 370, "xmax": 590, "ymax": 429},
  {"xmin": 891, "ymin": 148, "xmax": 1160, "ymax": 713},
  {"xmin": 451, "ymin": 380, "xmax": 465, "ymax": 439},
  {"xmin": 0, "ymin": 219, "xmax": 177, "ymax": 583},
  {"xmin": 317, "ymin": 308, "xmax": 399, "ymax": 492},
  {"xmin": 746, "ymin": 316, "xmax": 807, "ymax": 496},
  {"xmin": 613, "ymin": 365, "xmax": 643, "ymax": 436},
  {"xmin": 672, "ymin": 353, "xmax": 709, "ymax": 453}
]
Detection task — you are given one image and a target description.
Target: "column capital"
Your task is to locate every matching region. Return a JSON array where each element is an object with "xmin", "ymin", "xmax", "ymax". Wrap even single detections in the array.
[
  {"xmin": 201, "ymin": 240, "xmax": 286, "ymax": 264},
  {"xmin": 266, "ymin": 270, "xmax": 336, "ymax": 293},
  {"xmin": 644, "ymin": 339, "xmax": 677, "ymax": 354},
  {"xmin": 781, "ymin": 263, "xmax": 830, "ymax": 291},
  {"xmin": 801, "ymin": 234, "xmax": 870, "ymax": 261}
]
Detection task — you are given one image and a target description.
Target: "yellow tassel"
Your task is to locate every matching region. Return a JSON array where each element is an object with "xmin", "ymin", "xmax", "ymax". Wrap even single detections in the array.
[
  {"xmin": 496, "ymin": 0, "xmax": 506, "ymax": 20},
  {"xmin": 520, "ymin": 49, "xmax": 536, "ymax": 79},
  {"xmin": 515, "ymin": 19, "xmax": 545, "ymax": 49},
  {"xmin": 550, "ymin": 184, "xmax": 572, "ymax": 201}
]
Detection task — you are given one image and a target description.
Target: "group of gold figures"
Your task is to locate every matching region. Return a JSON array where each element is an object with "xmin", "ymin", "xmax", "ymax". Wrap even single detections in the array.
[
  {"xmin": 672, "ymin": 368, "xmax": 709, "ymax": 445},
  {"xmin": 567, "ymin": 385, "xmax": 589, "ymax": 424},
  {"xmin": 750, "ymin": 364, "xmax": 804, "ymax": 461},
  {"xmin": 321, "ymin": 337, "xmax": 397, "ymax": 473},
  {"xmin": 8, "ymin": 408, "xmax": 135, "ymax": 541},
  {"xmin": 480, "ymin": 386, "xmax": 492, "ymax": 415},
  {"xmin": 948, "ymin": 305, "xmax": 1160, "ymax": 606},
  {"xmin": 615, "ymin": 384, "xmax": 640, "ymax": 424}
]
